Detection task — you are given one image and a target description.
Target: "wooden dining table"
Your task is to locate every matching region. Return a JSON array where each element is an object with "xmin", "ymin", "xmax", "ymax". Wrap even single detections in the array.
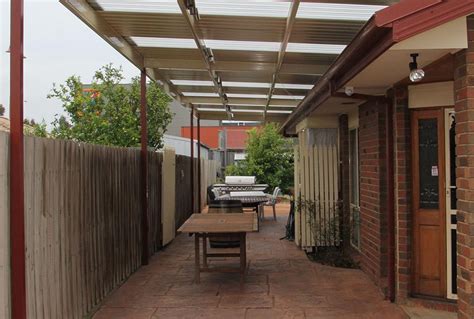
[{"xmin": 177, "ymin": 213, "xmax": 258, "ymax": 285}]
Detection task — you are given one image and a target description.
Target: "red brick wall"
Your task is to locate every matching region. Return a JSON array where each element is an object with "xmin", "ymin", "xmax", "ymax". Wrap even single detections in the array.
[
  {"xmin": 391, "ymin": 87, "xmax": 413, "ymax": 302},
  {"xmin": 358, "ymin": 98, "xmax": 389, "ymax": 291},
  {"xmin": 339, "ymin": 115, "xmax": 351, "ymax": 249},
  {"xmin": 453, "ymin": 15, "xmax": 474, "ymax": 319}
]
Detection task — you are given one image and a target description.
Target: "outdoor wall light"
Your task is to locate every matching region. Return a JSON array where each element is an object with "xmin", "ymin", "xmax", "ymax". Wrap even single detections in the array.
[
  {"xmin": 409, "ymin": 53, "xmax": 425, "ymax": 83},
  {"xmin": 345, "ymin": 86, "xmax": 354, "ymax": 96}
]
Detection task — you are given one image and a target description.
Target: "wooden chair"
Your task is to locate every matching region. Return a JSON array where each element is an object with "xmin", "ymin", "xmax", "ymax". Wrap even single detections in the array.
[{"xmin": 208, "ymin": 200, "xmax": 243, "ymax": 248}]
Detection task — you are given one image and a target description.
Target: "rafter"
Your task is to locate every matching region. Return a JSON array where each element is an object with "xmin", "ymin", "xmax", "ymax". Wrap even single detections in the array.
[
  {"xmin": 177, "ymin": 0, "xmax": 228, "ymax": 111},
  {"xmin": 144, "ymin": 58, "xmax": 330, "ymax": 75},
  {"xmin": 182, "ymin": 96, "xmax": 300, "ymax": 106},
  {"xmin": 59, "ymin": 0, "xmax": 187, "ymax": 106},
  {"xmin": 263, "ymin": 0, "xmax": 300, "ymax": 121}
]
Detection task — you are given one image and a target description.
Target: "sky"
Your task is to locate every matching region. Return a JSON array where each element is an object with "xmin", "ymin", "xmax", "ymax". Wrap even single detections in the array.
[{"xmin": 0, "ymin": 0, "xmax": 142, "ymax": 125}]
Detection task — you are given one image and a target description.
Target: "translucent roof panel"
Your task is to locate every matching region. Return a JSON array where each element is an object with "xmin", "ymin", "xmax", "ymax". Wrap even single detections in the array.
[
  {"xmin": 182, "ymin": 92, "xmax": 219, "ymax": 97},
  {"xmin": 132, "ymin": 37, "xmax": 345, "ymax": 54},
  {"xmin": 95, "ymin": 0, "xmax": 291, "ymax": 17},
  {"xmin": 75, "ymin": 0, "xmax": 397, "ymax": 122},
  {"xmin": 95, "ymin": 1, "xmax": 384, "ymax": 21},
  {"xmin": 297, "ymin": 3, "xmax": 386, "ymax": 21}
]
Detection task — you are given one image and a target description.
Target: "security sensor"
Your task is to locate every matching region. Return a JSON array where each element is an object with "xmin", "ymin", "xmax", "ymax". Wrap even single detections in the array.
[{"xmin": 345, "ymin": 86, "xmax": 354, "ymax": 96}]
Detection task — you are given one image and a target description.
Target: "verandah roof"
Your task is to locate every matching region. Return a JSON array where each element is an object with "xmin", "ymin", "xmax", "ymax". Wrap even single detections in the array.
[{"xmin": 60, "ymin": 0, "xmax": 397, "ymax": 123}]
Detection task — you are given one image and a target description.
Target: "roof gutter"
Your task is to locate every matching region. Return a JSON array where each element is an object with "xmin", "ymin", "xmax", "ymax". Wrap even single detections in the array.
[
  {"xmin": 281, "ymin": 17, "xmax": 394, "ymax": 135},
  {"xmin": 281, "ymin": 0, "xmax": 474, "ymax": 135}
]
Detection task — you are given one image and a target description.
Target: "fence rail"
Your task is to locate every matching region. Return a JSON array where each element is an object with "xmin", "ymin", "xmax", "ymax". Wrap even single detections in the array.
[{"xmin": 0, "ymin": 132, "xmax": 218, "ymax": 319}]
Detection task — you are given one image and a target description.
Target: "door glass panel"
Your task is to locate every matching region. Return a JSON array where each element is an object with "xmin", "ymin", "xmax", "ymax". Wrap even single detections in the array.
[
  {"xmin": 451, "ymin": 229, "xmax": 457, "ymax": 294},
  {"xmin": 418, "ymin": 118, "xmax": 439, "ymax": 209}
]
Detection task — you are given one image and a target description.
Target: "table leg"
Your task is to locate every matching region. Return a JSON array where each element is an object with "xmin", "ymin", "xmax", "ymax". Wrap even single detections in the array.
[
  {"xmin": 202, "ymin": 233, "xmax": 208, "ymax": 268},
  {"xmin": 240, "ymin": 233, "xmax": 247, "ymax": 286},
  {"xmin": 195, "ymin": 234, "xmax": 200, "ymax": 284}
]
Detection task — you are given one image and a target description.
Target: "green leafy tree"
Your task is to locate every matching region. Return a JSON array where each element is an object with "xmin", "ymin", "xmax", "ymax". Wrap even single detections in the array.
[
  {"xmin": 48, "ymin": 64, "xmax": 173, "ymax": 149},
  {"xmin": 23, "ymin": 118, "xmax": 48, "ymax": 137},
  {"xmin": 226, "ymin": 123, "xmax": 294, "ymax": 193},
  {"xmin": 0, "ymin": 104, "xmax": 5, "ymax": 116}
]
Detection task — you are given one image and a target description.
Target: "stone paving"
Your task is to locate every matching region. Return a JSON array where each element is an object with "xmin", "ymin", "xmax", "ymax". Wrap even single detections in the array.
[{"xmin": 93, "ymin": 203, "xmax": 408, "ymax": 319}]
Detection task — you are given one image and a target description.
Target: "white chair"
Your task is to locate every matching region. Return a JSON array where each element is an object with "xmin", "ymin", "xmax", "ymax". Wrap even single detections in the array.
[{"xmin": 263, "ymin": 187, "xmax": 280, "ymax": 221}]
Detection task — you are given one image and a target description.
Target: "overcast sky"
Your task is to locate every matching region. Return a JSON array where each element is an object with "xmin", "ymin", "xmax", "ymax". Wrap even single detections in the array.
[{"xmin": 0, "ymin": 0, "xmax": 142, "ymax": 124}]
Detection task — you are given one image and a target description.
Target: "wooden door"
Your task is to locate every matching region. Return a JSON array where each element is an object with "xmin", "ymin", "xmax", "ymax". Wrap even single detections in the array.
[{"xmin": 411, "ymin": 109, "xmax": 446, "ymax": 298}]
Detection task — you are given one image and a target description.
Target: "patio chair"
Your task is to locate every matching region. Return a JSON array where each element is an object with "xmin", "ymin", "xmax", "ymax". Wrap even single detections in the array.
[
  {"xmin": 208, "ymin": 200, "xmax": 243, "ymax": 248},
  {"xmin": 207, "ymin": 185, "xmax": 220, "ymax": 204},
  {"xmin": 263, "ymin": 187, "xmax": 280, "ymax": 221}
]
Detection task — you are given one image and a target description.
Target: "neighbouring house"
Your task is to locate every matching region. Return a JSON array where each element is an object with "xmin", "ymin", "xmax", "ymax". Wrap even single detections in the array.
[
  {"xmin": 0, "ymin": 116, "xmax": 38, "ymax": 135},
  {"xmin": 281, "ymin": 1, "xmax": 474, "ymax": 317},
  {"xmin": 181, "ymin": 124, "xmax": 258, "ymax": 170},
  {"xmin": 166, "ymin": 99, "xmax": 219, "ymax": 137},
  {"xmin": 161, "ymin": 134, "xmax": 211, "ymax": 159}
]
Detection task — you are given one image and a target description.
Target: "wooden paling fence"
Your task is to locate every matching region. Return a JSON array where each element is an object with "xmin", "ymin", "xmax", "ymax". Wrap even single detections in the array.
[
  {"xmin": 0, "ymin": 132, "xmax": 218, "ymax": 319},
  {"xmin": 295, "ymin": 128, "xmax": 340, "ymax": 248}
]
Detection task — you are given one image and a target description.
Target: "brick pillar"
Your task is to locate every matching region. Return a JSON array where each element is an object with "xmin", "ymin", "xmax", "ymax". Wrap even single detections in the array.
[
  {"xmin": 454, "ymin": 15, "xmax": 474, "ymax": 319},
  {"xmin": 358, "ymin": 98, "xmax": 389, "ymax": 292},
  {"xmin": 339, "ymin": 114, "xmax": 350, "ymax": 250},
  {"xmin": 390, "ymin": 86, "xmax": 412, "ymax": 302}
]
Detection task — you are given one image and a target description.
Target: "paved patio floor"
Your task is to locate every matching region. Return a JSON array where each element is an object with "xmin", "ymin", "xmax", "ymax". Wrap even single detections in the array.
[{"xmin": 93, "ymin": 203, "xmax": 408, "ymax": 319}]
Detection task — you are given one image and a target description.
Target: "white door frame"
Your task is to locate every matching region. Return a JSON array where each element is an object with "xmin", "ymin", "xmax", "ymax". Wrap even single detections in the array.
[{"xmin": 445, "ymin": 108, "xmax": 457, "ymax": 300}]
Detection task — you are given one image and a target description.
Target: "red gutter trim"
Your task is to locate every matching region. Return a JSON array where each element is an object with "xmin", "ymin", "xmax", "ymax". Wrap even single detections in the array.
[
  {"xmin": 390, "ymin": 0, "xmax": 474, "ymax": 42},
  {"xmin": 282, "ymin": 0, "xmax": 474, "ymax": 134},
  {"xmin": 375, "ymin": 0, "xmax": 442, "ymax": 27},
  {"xmin": 10, "ymin": 0, "xmax": 27, "ymax": 318},
  {"xmin": 282, "ymin": 18, "xmax": 394, "ymax": 131}
]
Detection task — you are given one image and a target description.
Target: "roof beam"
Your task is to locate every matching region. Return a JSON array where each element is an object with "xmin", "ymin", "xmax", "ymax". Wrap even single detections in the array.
[
  {"xmin": 177, "ymin": 0, "xmax": 228, "ymax": 110},
  {"xmin": 197, "ymin": 112, "xmax": 287, "ymax": 123},
  {"xmin": 144, "ymin": 58, "xmax": 329, "ymax": 75},
  {"xmin": 60, "ymin": 0, "xmax": 187, "ymax": 106},
  {"xmin": 263, "ymin": 0, "xmax": 300, "ymax": 121},
  {"xmin": 182, "ymin": 96, "xmax": 300, "ymax": 106}
]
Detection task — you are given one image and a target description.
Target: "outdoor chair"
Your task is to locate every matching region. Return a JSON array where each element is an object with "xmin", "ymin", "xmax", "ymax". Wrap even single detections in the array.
[
  {"xmin": 208, "ymin": 200, "xmax": 243, "ymax": 248},
  {"xmin": 207, "ymin": 185, "xmax": 221, "ymax": 204},
  {"xmin": 263, "ymin": 187, "xmax": 280, "ymax": 221}
]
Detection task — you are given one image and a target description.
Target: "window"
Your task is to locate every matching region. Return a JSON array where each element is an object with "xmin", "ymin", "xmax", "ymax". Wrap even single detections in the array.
[{"xmin": 349, "ymin": 128, "xmax": 360, "ymax": 249}]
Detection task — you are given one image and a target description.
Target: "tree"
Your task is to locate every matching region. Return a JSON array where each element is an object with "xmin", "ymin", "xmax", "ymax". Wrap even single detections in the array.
[
  {"xmin": 225, "ymin": 123, "xmax": 294, "ymax": 193},
  {"xmin": 0, "ymin": 104, "xmax": 4, "ymax": 116},
  {"xmin": 23, "ymin": 118, "xmax": 48, "ymax": 137},
  {"xmin": 48, "ymin": 64, "xmax": 173, "ymax": 149}
]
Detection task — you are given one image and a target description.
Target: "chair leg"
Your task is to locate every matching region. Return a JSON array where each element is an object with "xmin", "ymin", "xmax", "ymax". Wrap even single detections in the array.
[{"xmin": 272, "ymin": 204, "xmax": 276, "ymax": 221}]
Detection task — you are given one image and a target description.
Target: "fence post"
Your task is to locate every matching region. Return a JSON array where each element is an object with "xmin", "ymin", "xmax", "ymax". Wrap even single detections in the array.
[
  {"xmin": 10, "ymin": 0, "xmax": 27, "ymax": 318},
  {"xmin": 140, "ymin": 69, "xmax": 149, "ymax": 265}
]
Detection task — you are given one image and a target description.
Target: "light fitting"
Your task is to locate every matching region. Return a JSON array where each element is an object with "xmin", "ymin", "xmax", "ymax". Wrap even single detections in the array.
[
  {"xmin": 204, "ymin": 47, "xmax": 215, "ymax": 63},
  {"xmin": 344, "ymin": 86, "xmax": 354, "ymax": 96},
  {"xmin": 409, "ymin": 53, "xmax": 425, "ymax": 83}
]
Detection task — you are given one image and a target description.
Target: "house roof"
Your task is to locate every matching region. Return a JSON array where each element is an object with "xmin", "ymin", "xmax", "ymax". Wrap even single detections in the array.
[
  {"xmin": 61, "ymin": 0, "xmax": 397, "ymax": 123},
  {"xmin": 281, "ymin": 0, "xmax": 474, "ymax": 134}
]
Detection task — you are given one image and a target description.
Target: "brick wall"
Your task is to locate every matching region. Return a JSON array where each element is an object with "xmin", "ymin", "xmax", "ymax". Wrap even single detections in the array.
[
  {"xmin": 453, "ymin": 15, "xmax": 474, "ymax": 319},
  {"xmin": 358, "ymin": 98, "xmax": 389, "ymax": 291},
  {"xmin": 390, "ymin": 87, "xmax": 413, "ymax": 302},
  {"xmin": 339, "ymin": 115, "xmax": 350, "ymax": 249}
]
